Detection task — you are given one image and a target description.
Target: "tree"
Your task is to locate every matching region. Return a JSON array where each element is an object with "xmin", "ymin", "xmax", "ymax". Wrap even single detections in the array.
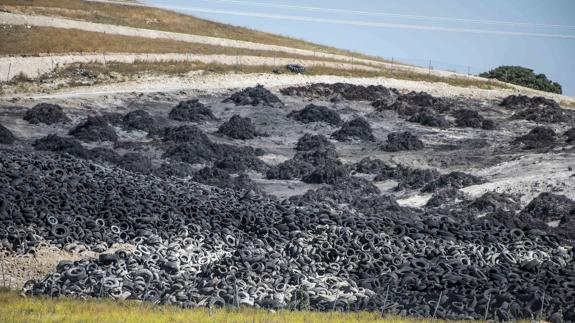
[{"xmin": 479, "ymin": 66, "xmax": 562, "ymax": 94}]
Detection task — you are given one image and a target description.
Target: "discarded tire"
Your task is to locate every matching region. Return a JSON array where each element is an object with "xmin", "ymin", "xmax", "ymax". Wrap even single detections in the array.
[
  {"xmin": 0, "ymin": 123, "xmax": 16, "ymax": 144},
  {"xmin": 287, "ymin": 104, "xmax": 342, "ymax": 126},
  {"xmin": 332, "ymin": 117, "xmax": 375, "ymax": 142},
  {"xmin": 217, "ymin": 115, "xmax": 259, "ymax": 140},
  {"xmin": 381, "ymin": 132, "xmax": 424, "ymax": 152},
  {"xmin": 169, "ymin": 99, "xmax": 216, "ymax": 122},
  {"xmin": 69, "ymin": 116, "xmax": 118, "ymax": 142},
  {"xmin": 512, "ymin": 126, "xmax": 557, "ymax": 150},
  {"xmin": 223, "ymin": 85, "xmax": 284, "ymax": 108},
  {"xmin": 286, "ymin": 64, "xmax": 305, "ymax": 74}
]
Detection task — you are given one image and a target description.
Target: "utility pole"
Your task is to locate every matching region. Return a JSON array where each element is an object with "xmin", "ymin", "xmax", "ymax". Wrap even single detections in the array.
[{"xmin": 428, "ymin": 59, "xmax": 432, "ymax": 75}]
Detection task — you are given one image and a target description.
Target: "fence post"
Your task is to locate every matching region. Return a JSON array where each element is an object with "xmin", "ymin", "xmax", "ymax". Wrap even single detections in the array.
[
  {"xmin": 467, "ymin": 66, "xmax": 470, "ymax": 78},
  {"xmin": 484, "ymin": 293, "xmax": 491, "ymax": 320},
  {"xmin": 103, "ymin": 52, "xmax": 107, "ymax": 65},
  {"xmin": 428, "ymin": 60, "xmax": 432, "ymax": 75},
  {"xmin": 7, "ymin": 62, "xmax": 12, "ymax": 82}
]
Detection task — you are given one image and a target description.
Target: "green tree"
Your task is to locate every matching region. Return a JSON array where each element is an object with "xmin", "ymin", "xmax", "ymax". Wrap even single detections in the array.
[{"xmin": 479, "ymin": 66, "xmax": 562, "ymax": 94}]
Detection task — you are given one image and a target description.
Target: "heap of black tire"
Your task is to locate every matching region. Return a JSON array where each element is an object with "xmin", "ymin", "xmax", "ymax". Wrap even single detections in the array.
[{"xmin": 0, "ymin": 149, "xmax": 571, "ymax": 321}]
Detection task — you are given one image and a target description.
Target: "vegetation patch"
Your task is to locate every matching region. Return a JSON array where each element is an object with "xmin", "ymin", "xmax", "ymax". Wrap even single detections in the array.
[{"xmin": 480, "ymin": 66, "xmax": 562, "ymax": 94}]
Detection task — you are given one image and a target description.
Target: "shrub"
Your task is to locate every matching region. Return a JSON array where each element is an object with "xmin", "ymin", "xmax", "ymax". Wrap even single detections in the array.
[{"xmin": 479, "ymin": 66, "xmax": 562, "ymax": 94}]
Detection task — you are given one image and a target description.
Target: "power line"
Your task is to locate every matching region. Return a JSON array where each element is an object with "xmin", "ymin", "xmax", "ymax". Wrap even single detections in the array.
[
  {"xmin": 161, "ymin": 6, "xmax": 575, "ymax": 39},
  {"xmin": 198, "ymin": 0, "xmax": 575, "ymax": 30}
]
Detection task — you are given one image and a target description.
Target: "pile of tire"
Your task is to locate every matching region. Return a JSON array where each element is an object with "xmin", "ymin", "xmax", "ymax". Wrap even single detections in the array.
[{"xmin": 1, "ymin": 148, "xmax": 573, "ymax": 321}]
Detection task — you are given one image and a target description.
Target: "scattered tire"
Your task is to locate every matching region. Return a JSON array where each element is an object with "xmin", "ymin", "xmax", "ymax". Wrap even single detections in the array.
[
  {"xmin": 565, "ymin": 128, "xmax": 575, "ymax": 143},
  {"xmin": 122, "ymin": 110, "xmax": 158, "ymax": 133},
  {"xmin": 452, "ymin": 109, "xmax": 496, "ymax": 130},
  {"xmin": 280, "ymin": 83, "xmax": 397, "ymax": 101},
  {"xmin": 23, "ymin": 103, "xmax": 70, "ymax": 125},
  {"xmin": 500, "ymin": 95, "xmax": 560, "ymax": 110},
  {"xmin": 286, "ymin": 64, "xmax": 305, "ymax": 74},
  {"xmin": 407, "ymin": 110, "xmax": 450, "ymax": 128}
]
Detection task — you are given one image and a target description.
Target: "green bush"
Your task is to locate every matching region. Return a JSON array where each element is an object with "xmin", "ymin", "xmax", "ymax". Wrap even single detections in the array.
[{"xmin": 479, "ymin": 66, "xmax": 562, "ymax": 94}]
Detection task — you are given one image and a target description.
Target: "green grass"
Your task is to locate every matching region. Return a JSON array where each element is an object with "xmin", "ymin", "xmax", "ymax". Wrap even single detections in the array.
[{"xmin": 0, "ymin": 289, "xmax": 512, "ymax": 323}]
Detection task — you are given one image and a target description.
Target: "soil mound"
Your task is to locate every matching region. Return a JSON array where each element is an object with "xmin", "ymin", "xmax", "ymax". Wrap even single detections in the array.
[
  {"xmin": 280, "ymin": 83, "xmax": 396, "ymax": 101},
  {"xmin": 354, "ymin": 157, "xmax": 394, "ymax": 174},
  {"xmin": 332, "ymin": 117, "xmax": 375, "ymax": 142},
  {"xmin": 565, "ymin": 128, "xmax": 575, "ymax": 143},
  {"xmin": 453, "ymin": 109, "xmax": 496, "ymax": 130},
  {"xmin": 69, "ymin": 116, "xmax": 118, "ymax": 142},
  {"xmin": 168, "ymin": 99, "xmax": 216, "ymax": 122},
  {"xmin": 223, "ymin": 85, "xmax": 284, "ymax": 108},
  {"xmin": 407, "ymin": 110, "xmax": 450, "ymax": 128},
  {"xmin": 521, "ymin": 192, "xmax": 575, "ymax": 223},
  {"xmin": 23, "ymin": 103, "xmax": 70, "ymax": 125},
  {"xmin": 162, "ymin": 125, "xmax": 211, "ymax": 143},
  {"xmin": 287, "ymin": 104, "xmax": 342, "ymax": 126},
  {"xmin": 381, "ymin": 132, "xmax": 424, "ymax": 152},
  {"xmin": 217, "ymin": 115, "xmax": 259, "ymax": 140},
  {"xmin": 513, "ymin": 126, "xmax": 557, "ymax": 150},
  {"xmin": 500, "ymin": 95, "xmax": 560, "ymax": 110},
  {"xmin": 0, "ymin": 123, "xmax": 16, "ymax": 144},
  {"xmin": 295, "ymin": 134, "xmax": 335, "ymax": 152},
  {"xmin": 512, "ymin": 106, "xmax": 572, "ymax": 124},
  {"xmin": 121, "ymin": 110, "xmax": 158, "ymax": 133},
  {"xmin": 421, "ymin": 171, "xmax": 485, "ymax": 192}
]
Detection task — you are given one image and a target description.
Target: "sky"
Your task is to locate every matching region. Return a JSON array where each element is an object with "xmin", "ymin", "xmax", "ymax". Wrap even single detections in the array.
[{"xmin": 145, "ymin": 0, "xmax": 575, "ymax": 96}]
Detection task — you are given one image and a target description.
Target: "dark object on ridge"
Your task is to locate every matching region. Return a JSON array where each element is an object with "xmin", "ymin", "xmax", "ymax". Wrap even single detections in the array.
[
  {"xmin": 287, "ymin": 104, "xmax": 343, "ymax": 126},
  {"xmin": 453, "ymin": 109, "xmax": 496, "ymax": 130},
  {"xmin": 122, "ymin": 110, "xmax": 158, "ymax": 133},
  {"xmin": 23, "ymin": 103, "xmax": 71, "ymax": 125},
  {"xmin": 0, "ymin": 123, "xmax": 16, "ymax": 144},
  {"xmin": 332, "ymin": 117, "xmax": 375, "ymax": 142},
  {"xmin": 169, "ymin": 99, "xmax": 216, "ymax": 122},
  {"xmin": 218, "ymin": 115, "xmax": 259, "ymax": 140},
  {"xmin": 281, "ymin": 83, "xmax": 397, "ymax": 101},
  {"xmin": 381, "ymin": 132, "xmax": 424, "ymax": 152},
  {"xmin": 286, "ymin": 64, "xmax": 305, "ymax": 74},
  {"xmin": 513, "ymin": 126, "xmax": 557, "ymax": 150},
  {"xmin": 69, "ymin": 116, "xmax": 118, "ymax": 142},
  {"xmin": 223, "ymin": 85, "xmax": 284, "ymax": 108}
]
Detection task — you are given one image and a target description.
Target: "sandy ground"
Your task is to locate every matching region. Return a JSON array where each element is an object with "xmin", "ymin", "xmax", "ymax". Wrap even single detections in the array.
[
  {"xmin": 0, "ymin": 52, "xmax": 377, "ymax": 82},
  {"xmin": 0, "ymin": 243, "xmax": 136, "ymax": 289}
]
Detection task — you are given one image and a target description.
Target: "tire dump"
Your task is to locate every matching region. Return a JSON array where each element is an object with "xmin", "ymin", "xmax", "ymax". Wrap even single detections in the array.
[{"xmin": 1, "ymin": 83, "xmax": 575, "ymax": 322}]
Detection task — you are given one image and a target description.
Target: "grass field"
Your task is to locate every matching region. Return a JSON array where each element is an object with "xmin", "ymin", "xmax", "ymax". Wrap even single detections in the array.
[
  {"xmin": 1, "ymin": 0, "xmax": 390, "ymax": 63},
  {"xmin": 0, "ymin": 26, "xmax": 358, "ymax": 67},
  {"xmin": 0, "ymin": 288, "xmax": 519, "ymax": 323}
]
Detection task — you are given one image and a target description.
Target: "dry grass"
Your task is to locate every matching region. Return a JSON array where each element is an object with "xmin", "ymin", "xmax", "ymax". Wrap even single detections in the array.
[
  {"xmin": 2, "ymin": 0, "xmax": 390, "ymax": 63},
  {"xmin": 50, "ymin": 61, "xmax": 507, "ymax": 90},
  {"xmin": 0, "ymin": 25, "xmax": 358, "ymax": 66},
  {"xmin": 0, "ymin": 288, "xmax": 517, "ymax": 323}
]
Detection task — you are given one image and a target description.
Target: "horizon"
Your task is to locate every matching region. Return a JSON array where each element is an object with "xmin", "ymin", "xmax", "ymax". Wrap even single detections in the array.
[{"xmin": 144, "ymin": 0, "xmax": 575, "ymax": 97}]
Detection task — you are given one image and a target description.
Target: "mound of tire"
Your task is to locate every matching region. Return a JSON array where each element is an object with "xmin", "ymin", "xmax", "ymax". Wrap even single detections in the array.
[
  {"xmin": 23, "ymin": 103, "xmax": 70, "ymax": 125},
  {"xmin": 280, "ymin": 83, "xmax": 397, "ymax": 102},
  {"xmin": 512, "ymin": 126, "xmax": 557, "ymax": 150},
  {"xmin": 287, "ymin": 104, "xmax": 342, "ymax": 126},
  {"xmin": 169, "ymin": 99, "xmax": 216, "ymax": 122},
  {"xmin": 332, "ymin": 117, "xmax": 375, "ymax": 142},
  {"xmin": 381, "ymin": 132, "xmax": 424, "ymax": 152},
  {"xmin": 217, "ymin": 115, "xmax": 259, "ymax": 140},
  {"xmin": 223, "ymin": 85, "xmax": 284, "ymax": 108},
  {"xmin": 69, "ymin": 116, "xmax": 118, "ymax": 142},
  {"xmin": 0, "ymin": 123, "xmax": 16, "ymax": 144},
  {"xmin": 1, "ymin": 149, "xmax": 572, "ymax": 321}
]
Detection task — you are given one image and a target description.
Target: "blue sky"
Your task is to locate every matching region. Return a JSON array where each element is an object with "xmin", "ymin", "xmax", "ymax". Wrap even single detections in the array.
[{"xmin": 145, "ymin": 0, "xmax": 575, "ymax": 96}]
